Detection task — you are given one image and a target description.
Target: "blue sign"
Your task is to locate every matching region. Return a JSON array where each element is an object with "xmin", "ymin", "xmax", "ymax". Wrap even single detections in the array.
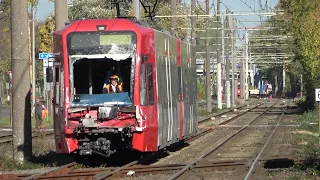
[{"xmin": 39, "ymin": 53, "xmax": 54, "ymax": 59}]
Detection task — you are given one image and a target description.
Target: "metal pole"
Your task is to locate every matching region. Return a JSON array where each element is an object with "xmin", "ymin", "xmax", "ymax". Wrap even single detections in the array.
[
  {"xmin": 245, "ymin": 30, "xmax": 249, "ymax": 100},
  {"xmin": 221, "ymin": 15, "xmax": 227, "ymax": 108},
  {"xmin": 225, "ymin": 15, "xmax": 231, "ymax": 108},
  {"xmin": 217, "ymin": 0, "xmax": 222, "ymax": 109},
  {"xmin": 43, "ymin": 64, "xmax": 46, "ymax": 99},
  {"xmin": 32, "ymin": 5, "xmax": 36, "ymax": 107},
  {"xmin": 250, "ymin": 52, "xmax": 254, "ymax": 89},
  {"xmin": 55, "ymin": 0, "xmax": 69, "ymax": 30},
  {"xmin": 134, "ymin": 0, "xmax": 141, "ymax": 20},
  {"xmin": 205, "ymin": 0, "xmax": 211, "ymax": 112},
  {"xmin": 11, "ymin": 0, "xmax": 32, "ymax": 163},
  {"xmin": 191, "ymin": 0, "xmax": 196, "ymax": 46},
  {"xmin": 171, "ymin": 0, "xmax": 176, "ymax": 36},
  {"xmin": 241, "ymin": 47, "xmax": 245, "ymax": 100},
  {"xmin": 232, "ymin": 19, "xmax": 236, "ymax": 106}
]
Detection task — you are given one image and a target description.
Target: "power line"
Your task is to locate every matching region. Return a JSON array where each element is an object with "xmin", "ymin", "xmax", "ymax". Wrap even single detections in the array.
[{"xmin": 238, "ymin": 0, "xmax": 262, "ymax": 17}]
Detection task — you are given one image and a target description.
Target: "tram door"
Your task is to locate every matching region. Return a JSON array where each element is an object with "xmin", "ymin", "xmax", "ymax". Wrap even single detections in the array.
[{"xmin": 53, "ymin": 62, "xmax": 66, "ymax": 153}]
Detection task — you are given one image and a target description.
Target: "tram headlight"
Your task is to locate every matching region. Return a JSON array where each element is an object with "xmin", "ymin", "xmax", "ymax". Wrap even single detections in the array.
[{"xmin": 96, "ymin": 25, "xmax": 106, "ymax": 31}]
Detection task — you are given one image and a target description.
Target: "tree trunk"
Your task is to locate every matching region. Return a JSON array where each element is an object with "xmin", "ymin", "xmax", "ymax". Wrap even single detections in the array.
[{"xmin": 11, "ymin": 0, "xmax": 32, "ymax": 163}]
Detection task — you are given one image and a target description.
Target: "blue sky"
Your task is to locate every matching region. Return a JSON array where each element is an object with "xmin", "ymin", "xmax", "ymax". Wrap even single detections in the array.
[
  {"xmin": 36, "ymin": 0, "xmax": 54, "ymax": 21},
  {"xmin": 36, "ymin": 0, "xmax": 279, "ymax": 27}
]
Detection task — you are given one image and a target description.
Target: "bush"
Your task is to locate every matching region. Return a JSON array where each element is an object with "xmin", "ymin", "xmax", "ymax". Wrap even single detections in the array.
[{"xmin": 197, "ymin": 79, "xmax": 206, "ymax": 101}]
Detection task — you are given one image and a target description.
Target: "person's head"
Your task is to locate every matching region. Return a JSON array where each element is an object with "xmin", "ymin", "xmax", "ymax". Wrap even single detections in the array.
[
  {"xmin": 109, "ymin": 75, "xmax": 119, "ymax": 86},
  {"xmin": 36, "ymin": 99, "xmax": 40, "ymax": 103}
]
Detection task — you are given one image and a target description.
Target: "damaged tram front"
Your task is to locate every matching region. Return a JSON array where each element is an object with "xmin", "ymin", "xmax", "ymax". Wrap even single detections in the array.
[{"xmin": 51, "ymin": 19, "xmax": 144, "ymax": 157}]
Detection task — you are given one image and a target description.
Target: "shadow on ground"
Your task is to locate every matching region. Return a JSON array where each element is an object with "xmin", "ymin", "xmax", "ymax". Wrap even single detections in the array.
[{"xmin": 29, "ymin": 141, "xmax": 190, "ymax": 168}]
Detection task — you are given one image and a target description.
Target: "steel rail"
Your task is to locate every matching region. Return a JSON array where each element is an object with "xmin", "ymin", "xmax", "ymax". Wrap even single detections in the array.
[
  {"xmin": 0, "ymin": 102, "xmax": 260, "ymax": 180},
  {"xmin": 198, "ymin": 99, "xmax": 260, "ymax": 124},
  {"xmin": 168, "ymin": 101, "xmax": 278, "ymax": 180},
  {"xmin": 3, "ymin": 101, "xmax": 263, "ymax": 180},
  {"xmin": 93, "ymin": 160, "xmax": 140, "ymax": 180},
  {"xmin": 198, "ymin": 103, "xmax": 258, "ymax": 124},
  {"xmin": 92, "ymin": 102, "xmax": 262, "ymax": 179},
  {"xmin": 92, "ymin": 101, "xmax": 261, "ymax": 179},
  {"xmin": 22, "ymin": 162, "xmax": 77, "ymax": 180},
  {"xmin": 2, "ymin": 157, "xmax": 302, "ymax": 180},
  {"xmin": 24, "ymin": 161, "xmax": 246, "ymax": 179},
  {"xmin": 0, "ymin": 131, "xmax": 54, "ymax": 144},
  {"xmin": 187, "ymin": 102, "xmax": 262, "ymax": 143},
  {"xmin": 244, "ymin": 107, "xmax": 286, "ymax": 180}
]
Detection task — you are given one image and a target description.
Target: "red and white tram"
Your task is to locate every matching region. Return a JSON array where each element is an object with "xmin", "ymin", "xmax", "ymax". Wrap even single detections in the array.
[{"xmin": 51, "ymin": 19, "xmax": 198, "ymax": 157}]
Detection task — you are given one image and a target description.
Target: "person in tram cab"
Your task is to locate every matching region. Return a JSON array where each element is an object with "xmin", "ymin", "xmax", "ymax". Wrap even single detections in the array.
[{"xmin": 103, "ymin": 75, "xmax": 123, "ymax": 93}]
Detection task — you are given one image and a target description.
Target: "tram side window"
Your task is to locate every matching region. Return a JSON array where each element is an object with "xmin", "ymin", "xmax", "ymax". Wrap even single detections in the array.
[
  {"xmin": 147, "ymin": 63, "xmax": 154, "ymax": 105},
  {"xmin": 55, "ymin": 67, "xmax": 60, "ymax": 105},
  {"xmin": 140, "ymin": 62, "xmax": 147, "ymax": 106},
  {"xmin": 60, "ymin": 68, "xmax": 64, "ymax": 108},
  {"xmin": 55, "ymin": 67, "xmax": 59, "ymax": 83}
]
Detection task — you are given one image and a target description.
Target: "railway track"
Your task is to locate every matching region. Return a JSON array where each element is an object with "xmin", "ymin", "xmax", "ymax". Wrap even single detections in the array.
[
  {"xmin": 165, "ymin": 100, "xmax": 291, "ymax": 180},
  {"xmin": 198, "ymin": 100, "xmax": 259, "ymax": 124},
  {"xmin": 0, "ymin": 100, "xmax": 266, "ymax": 180},
  {"xmin": 167, "ymin": 101, "xmax": 279, "ymax": 179},
  {"xmin": 0, "ymin": 130, "xmax": 54, "ymax": 145},
  {"xmin": 1, "ymin": 157, "xmax": 301, "ymax": 180}
]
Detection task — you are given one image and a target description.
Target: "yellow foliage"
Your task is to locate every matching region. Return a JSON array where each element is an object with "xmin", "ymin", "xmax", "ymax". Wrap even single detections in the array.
[{"xmin": 38, "ymin": 16, "xmax": 55, "ymax": 52}]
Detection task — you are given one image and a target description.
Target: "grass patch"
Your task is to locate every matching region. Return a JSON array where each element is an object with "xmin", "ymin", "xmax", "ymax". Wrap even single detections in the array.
[
  {"xmin": 73, "ymin": 163, "xmax": 107, "ymax": 169},
  {"xmin": 0, "ymin": 116, "xmax": 10, "ymax": 128},
  {"xmin": 31, "ymin": 115, "xmax": 54, "ymax": 128},
  {"xmin": 0, "ymin": 136, "xmax": 56, "ymax": 171},
  {"xmin": 198, "ymin": 106, "xmax": 219, "ymax": 116},
  {"xmin": 289, "ymin": 110, "xmax": 320, "ymax": 177},
  {"xmin": 0, "ymin": 157, "xmax": 47, "ymax": 171},
  {"xmin": 32, "ymin": 136, "xmax": 56, "ymax": 156},
  {"xmin": 0, "ymin": 115, "xmax": 53, "ymax": 128}
]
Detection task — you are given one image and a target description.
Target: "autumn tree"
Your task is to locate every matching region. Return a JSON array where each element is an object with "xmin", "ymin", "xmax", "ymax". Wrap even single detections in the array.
[
  {"xmin": 0, "ymin": 0, "xmax": 44, "ymax": 102},
  {"xmin": 278, "ymin": 0, "xmax": 320, "ymax": 109}
]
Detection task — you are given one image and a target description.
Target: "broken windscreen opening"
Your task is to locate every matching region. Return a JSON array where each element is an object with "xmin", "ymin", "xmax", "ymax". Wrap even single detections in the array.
[
  {"xmin": 67, "ymin": 31, "xmax": 136, "ymax": 56},
  {"xmin": 67, "ymin": 31, "xmax": 136, "ymax": 107}
]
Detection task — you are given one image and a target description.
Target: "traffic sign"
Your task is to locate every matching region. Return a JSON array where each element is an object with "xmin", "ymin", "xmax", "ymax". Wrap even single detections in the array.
[
  {"xmin": 39, "ymin": 53, "xmax": 54, "ymax": 59},
  {"xmin": 315, "ymin": 89, "xmax": 320, "ymax": 102}
]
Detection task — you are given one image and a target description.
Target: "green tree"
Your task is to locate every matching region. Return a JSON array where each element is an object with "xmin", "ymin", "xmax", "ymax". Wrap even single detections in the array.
[
  {"xmin": 278, "ymin": 0, "xmax": 320, "ymax": 109},
  {"xmin": 68, "ymin": 0, "xmax": 119, "ymax": 20},
  {"xmin": 0, "ymin": 0, "xmax": 41, "ymax": 102}
]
